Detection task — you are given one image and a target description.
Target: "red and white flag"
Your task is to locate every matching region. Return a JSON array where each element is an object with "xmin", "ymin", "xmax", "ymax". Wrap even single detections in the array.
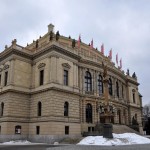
[
  {"xmin": 78, "ymin": 34, "xmax": 81, "ymax": 48},
  {"xmin": 90, "ymin": 39, "xmax": 93, "ymax": 49},
  {"xmin": 116, "ymin": 53, "xmax": 118, "ymax": 65},
  {"xmin": 120, "ymin": 58, "xmax": 122, "ymax": 69},
  {"xmin": 109, "ymin": 49, "xmax": 112, "ymax": 60},
  {"xmin": 101, "ymin": 44, "xmax": 104, "ymax": 55}
]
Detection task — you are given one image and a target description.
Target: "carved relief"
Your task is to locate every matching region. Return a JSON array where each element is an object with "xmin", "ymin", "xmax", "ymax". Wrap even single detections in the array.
[
  {"xmin": 3, "ymin": 64, "xmax": 9, "ymax": 70},
  {"xmin": 62, "ymin": 63, "xmax": 71, "ymax": 69},
  {"xmin": 38, "ymin": 63, "xmax": 46, "ymax": 69}
]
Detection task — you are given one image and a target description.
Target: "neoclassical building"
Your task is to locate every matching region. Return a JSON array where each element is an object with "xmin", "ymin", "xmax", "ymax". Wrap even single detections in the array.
[{"xmin": 0, "ymin": 24, "xmax": 143, "ymax": 143}]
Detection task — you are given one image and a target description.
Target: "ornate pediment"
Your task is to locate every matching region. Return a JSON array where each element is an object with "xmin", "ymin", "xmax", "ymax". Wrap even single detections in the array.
[
  {"xmin": 38, "ymin": 63, "xmax": 46, "ymax": 69},
  {"xmin": 3, "ymin": 64, "xmax": 9, "ymax": 70},
  {"xmin": 62, "ymin": 63, "xmax": 71, "ymax": 69}
]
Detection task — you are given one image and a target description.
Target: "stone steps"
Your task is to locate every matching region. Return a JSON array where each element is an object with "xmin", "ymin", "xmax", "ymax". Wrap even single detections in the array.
[{"xmin": 113, "ymin": 124, "xmax": 140, "ymax": 135}]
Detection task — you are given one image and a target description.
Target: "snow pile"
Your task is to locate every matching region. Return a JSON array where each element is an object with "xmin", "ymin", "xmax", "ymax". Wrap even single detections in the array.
[
  {"xmin": 78, "ymin": 133, "xmax": 150, "ymax": 146},
  {"xmin": 1, "ymin": 140, "xmax": 31, "ymax": 145}
]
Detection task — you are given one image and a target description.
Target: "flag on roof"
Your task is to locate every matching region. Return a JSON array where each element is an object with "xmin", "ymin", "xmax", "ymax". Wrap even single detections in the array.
[
  {"xmin": 109, "ymin": 49, "xmax": 112, "ymax": 60},
  {"xmin": 90, "ymin": 39, "xmax": 93, "ymax": 49},
  {"xmin": 78, "ymin": 34, "xmax": 81, "ymax": 48}
]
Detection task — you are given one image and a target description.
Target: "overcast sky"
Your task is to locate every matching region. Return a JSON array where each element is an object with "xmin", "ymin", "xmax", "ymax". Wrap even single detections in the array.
[{"xmin": 0, "ymin": 0, "xmax": 150, "ymax": 105}]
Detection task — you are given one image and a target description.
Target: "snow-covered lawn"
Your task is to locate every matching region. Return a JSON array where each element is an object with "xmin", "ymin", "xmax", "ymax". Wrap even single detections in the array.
[{"xmin": 78, "ymin": 133, "xmax": 150, "ymax": 146}]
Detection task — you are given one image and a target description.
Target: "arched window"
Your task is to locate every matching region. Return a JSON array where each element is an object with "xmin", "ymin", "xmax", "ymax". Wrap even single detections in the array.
[
  {"xmin": 15, "ymin": 125, "xmax": 21, "ymax": 134},
  {"xmin": 116, "ymin": 81, "xmax": 119, "ymax": 97},
  {"xmin": 108, "ymin": 78, "xmax": 112, "ymax": 95},
  {"xmin": 37, "ymin": 102, "xmax": 42, "ymax": 116},
  {"xmin": 86, "ymin": 103, "xmax": 92, "ymax": 123},
  {"xmin": 1, "ymin": 102, "xmax": 4, "ymax": 116},
  {"xmin": 98, "ymin": 75, "xmax": 103, "ymax": 95},
  {"xmin": 85, "ymin": 71, "xmax": 92, "ymax": 91},
  {"xmin": 64, "ymin": 102, "xmax": 69, "ymax": 116}
]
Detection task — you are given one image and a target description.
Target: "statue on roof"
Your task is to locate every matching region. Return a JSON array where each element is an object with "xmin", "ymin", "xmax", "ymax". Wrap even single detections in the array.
[
  {"xmin": 132, "ymin": 72, "xmax": 137, "ymax": 79},
  {"xmin": 56, "ymin": 31, "xmax": 60, "ymax": 41},
  {"xmin": 72, "ymin": 39, "xmax": 76, "ymax": 48},
  {"xmin": 49, "ymin": 31, "xmax": 54, "ymax": 41},
  {"xmin": 12, "ymin": 39, "xmax": 17, "ymax": 45},
  {"xmin": 36, "ymin": 40, "xmax": 38, "ymax": 48},
  {"xmin": 126, "ymin": 69, "xmax": 130, "ymax": 76}
]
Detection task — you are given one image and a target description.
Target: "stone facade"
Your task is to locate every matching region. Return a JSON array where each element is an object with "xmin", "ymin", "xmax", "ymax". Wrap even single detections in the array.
[{"xmin": 0, "ymin": 24, "xmax": 143, "ymax": 143}]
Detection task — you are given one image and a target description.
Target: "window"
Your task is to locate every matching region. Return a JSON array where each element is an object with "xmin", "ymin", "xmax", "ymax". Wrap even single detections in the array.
[
  {"xmin": 133, "ymin": 93, "xmax": 135, "ymax": 103},
  {"xmin": 64, "ymin": 102, "xmax": 69, "ymax": 116},
  {"xmin": 39, "ymin": 70, "xmax": 44, "ymax": 85},
  {"xmin": 64, "ymin": 70, "xmax": 68, "ymax": 85},
  {"xmin": 37, "ymin": 102, "xmax": 42, "ymax": 116},
  {"xmin": 36, "ymin": 126, "xmax": 40, "ymax": 135},
  {"xmin": 116, "ymin": 81, "xmax": 119, "ymax": 97},
  {"xmin": 108, "ymin": 78, "xmax": 112, "ymax": 95},
  {"xmin": 135, "ymin": 113, "xmax": 137, "ymax": 120},
  {"xmin": 98, "ymin": 75, "xmax": 103, "ymax": 95},
  {"xmin": 1, "ymin": 102, "xmax": 4, "ymax": 116},
  {"xmin": 65, "ymin": 126, "xmax": 69, "ymax": 135},
  {"xmin": 15, "ymin": 125, "xmax": 21, "ymax": 134},
  {"xmin": 86, "ymin": 103, "xmax": 92, "ymax": 123},
  {"xmin": 4, "ymin": 71, "xmax": 8, "ymax": 86},
  {"xmin": 85, "ymin": 71, "xmax": 92, "ymax": 91}
]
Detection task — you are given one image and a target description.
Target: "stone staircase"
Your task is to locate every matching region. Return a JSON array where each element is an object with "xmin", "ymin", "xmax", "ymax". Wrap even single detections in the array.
[{"xmin": 113, "ymin": 124, "xmax": 141, "ymax": 135}]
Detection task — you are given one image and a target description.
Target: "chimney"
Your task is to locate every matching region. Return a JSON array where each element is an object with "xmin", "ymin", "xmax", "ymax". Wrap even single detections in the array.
[{"xmin": 48, "ymin": 24, "xmax": 54, "ymax": 33}]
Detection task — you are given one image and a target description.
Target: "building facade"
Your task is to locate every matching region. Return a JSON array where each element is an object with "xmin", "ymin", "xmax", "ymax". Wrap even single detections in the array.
[{"xmin": 0, "ymin": 24, "xmax": 143, "ymax": 143}]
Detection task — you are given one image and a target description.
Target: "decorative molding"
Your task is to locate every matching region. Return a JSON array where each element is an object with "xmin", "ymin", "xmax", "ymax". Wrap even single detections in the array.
[
  {"xmin": 38, "ymin": 63, "xmax": 46, "ymax": 69},
  {"xmin": 62, "ymin": 63, "xmax": 71, "ymax": 69},
  {"xmin": 3, "ymin": 64, "xmax": 9, "ymax": 70}
]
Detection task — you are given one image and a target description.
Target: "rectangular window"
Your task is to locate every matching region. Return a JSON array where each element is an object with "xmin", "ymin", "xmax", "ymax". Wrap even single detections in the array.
[
  {"xmin": 92, "ymin": 127, "xmax": 94, "ymax": 132},
  {"xmin": 4, "ymin": 71, "xmax": 8, "ymax": 86},
  {"xmin": 64, "ymin": 70, "xmax": 68, "ymax": 86},
  {"xmin": 40, "ymin": 70, "xmax": 44, "ymax": 85},
  {"xmin": 133, "ymin": 93, "xmax": 135, "ymax": 103},
  {"xmin": 65, "ymin": 126, "xmax": 69, "ymax": 135},
  {"xmin": 36, "ymin": 126, "xmax": 40, "ymax": 135}
]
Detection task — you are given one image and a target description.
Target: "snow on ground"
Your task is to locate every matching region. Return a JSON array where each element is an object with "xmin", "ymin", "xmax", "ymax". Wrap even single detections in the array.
[
  {"xmin": 1, "ymin": 140, "xmax": 31, "ymax": 145},
  {"xmin": 78, "ymin": 133, "xmax": 150, "ymax": 146}
]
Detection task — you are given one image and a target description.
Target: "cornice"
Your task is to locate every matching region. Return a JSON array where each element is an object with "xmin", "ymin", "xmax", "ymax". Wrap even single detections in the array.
[{"xmin": 33, "ymin": 44, "xmax": 81, "ymax": 61}]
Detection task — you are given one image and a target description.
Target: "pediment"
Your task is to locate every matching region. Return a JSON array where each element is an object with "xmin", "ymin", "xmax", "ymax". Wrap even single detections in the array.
[
  {"xmin": 38, "ymin": 63, "xmax": 46, "ymax": 69},
  {"xmin": 62, "ymin": 63, "xmax": 71, "ymax": 69}
]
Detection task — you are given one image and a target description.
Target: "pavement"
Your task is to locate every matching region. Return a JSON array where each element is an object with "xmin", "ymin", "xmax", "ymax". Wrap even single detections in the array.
[
  {"xmin": 47, "ymin": 144, "xmax": 150, "ymax": 150},
  {"xmin": 0, "ymin": 144, "xmax": 150, "ymax": 150}
]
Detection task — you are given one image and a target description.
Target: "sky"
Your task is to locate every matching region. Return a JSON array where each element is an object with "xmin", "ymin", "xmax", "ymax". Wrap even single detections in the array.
[{"xmin": 0, "ymin": 0, "xmax": 150, "ymax": 105}]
